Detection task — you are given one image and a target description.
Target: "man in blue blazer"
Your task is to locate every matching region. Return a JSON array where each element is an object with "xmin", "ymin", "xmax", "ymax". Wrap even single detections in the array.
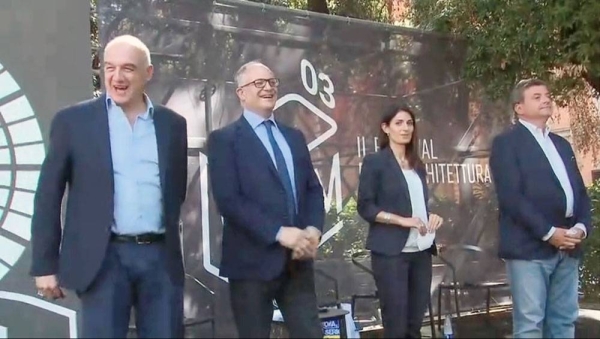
[
  {"xmin": 490, "ymin": 78, "xmax": 591, "ymax": 338},
  {"xmin": 30, "ymin": 35, "xmax": 188, "ymax": 338},
  {"xmin": 207, "ymin": 61, "xmax": 325, "ymax": 338}
]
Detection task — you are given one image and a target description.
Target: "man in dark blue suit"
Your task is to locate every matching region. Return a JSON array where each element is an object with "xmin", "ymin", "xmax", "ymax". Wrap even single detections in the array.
[
  {"xmin": 207, "ymin": 61, "xmax": 325, "ymax": 338},
  {"xmin": 490, "ymin": 78, "xmax": 591, "ymax": 338},
  {"xmin": 30, "ymin": 35, "xmax": 188, "ymax": 338}
]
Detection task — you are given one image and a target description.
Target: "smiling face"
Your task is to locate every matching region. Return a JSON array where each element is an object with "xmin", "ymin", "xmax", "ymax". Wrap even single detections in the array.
[
  {"xmin": 235, "ymin": 63, "xmax": 278, "ymax": 118},
  {"xmin": 382, "ymin": 110, "xmax": 415, "ymax": 147},
  {"xmin": 103, "ymin": 39, "xmax": 153, "ymax": 111}
]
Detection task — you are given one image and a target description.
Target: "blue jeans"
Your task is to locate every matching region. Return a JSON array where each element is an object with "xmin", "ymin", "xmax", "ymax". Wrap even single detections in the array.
[
  {"xmin": 506, "ymin": 252, "xmax": 579, "ymax": 338},
  {"xmin": 78, "ymin": 242, "xmax": 184, "ymax": 338}
]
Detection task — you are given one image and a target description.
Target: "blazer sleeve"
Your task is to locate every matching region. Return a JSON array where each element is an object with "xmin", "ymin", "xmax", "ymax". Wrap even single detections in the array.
[
  {"xmin": 418, "ymin": 166, "xmax": 431, "ymax": 214},
  {"xmin": 298, "ymin": 131, "xmax": 325, "ymax": 232},
  {"xmin": 30, "ymin": 110, "xmax": 71, "ymax": 277},
  {"xmin": 206, "ymin": 129, "xmax": 281, "ymax": 246},
  {"xmin": 357, "ymin": 154, "xmax": 383, "ymax": 223},
  {"xmin": 489, "ymin": 134, "xmax": 553, "ymax": 239},
  {"xmin": 564, "ymin": 141, "xmax": 592, "ymax": 235},
  {"xmin": 177, "ymin": 117, "xmax": 188, "ymax": 206}
]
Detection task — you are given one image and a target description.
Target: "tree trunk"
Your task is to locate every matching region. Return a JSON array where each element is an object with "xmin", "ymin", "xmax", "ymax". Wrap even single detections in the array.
[{"xmin": 308, "ymin": 0, "xmax": 329, "ymax": 14}]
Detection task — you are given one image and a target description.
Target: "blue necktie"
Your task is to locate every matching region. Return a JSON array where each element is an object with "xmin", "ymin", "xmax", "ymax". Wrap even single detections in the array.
[{"xmin": 264, "ymin": 120, "xmax": 296, "ymax": 223}]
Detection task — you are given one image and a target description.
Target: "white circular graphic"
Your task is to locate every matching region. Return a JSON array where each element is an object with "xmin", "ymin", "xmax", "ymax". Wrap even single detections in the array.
[{"xmin": 0, "ymin": 61, "xmax": 46, "ymax": 280}]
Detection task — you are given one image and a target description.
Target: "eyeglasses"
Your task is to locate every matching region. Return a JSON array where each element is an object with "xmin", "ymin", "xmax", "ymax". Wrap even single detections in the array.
[{"xmin": 238, "ymin": 78, "xmax": 280, "ymax": 89}]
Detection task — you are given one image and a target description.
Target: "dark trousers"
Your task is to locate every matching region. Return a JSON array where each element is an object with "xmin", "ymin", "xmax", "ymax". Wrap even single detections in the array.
[
  {"xmin": 372, "ymin": 251, "xmax": 432, "ymax": 338},
  {"xmin": 77, "ymin": 242, "xmax": 183, "ymax": 338},
  {"xmin": 229, "ymin": 263, "xmax": 322, "ymax": 338}
]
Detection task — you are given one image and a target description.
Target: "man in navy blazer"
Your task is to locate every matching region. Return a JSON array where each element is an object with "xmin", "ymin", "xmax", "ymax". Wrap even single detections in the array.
[
  {"xmin": 490, "ymin": 78, "xmax": 591, "ymax": 338},
  {"xmin": 30, "ymin": 35, "xmax": 188, "ymax": 338},
  {"xmin": 207, "ymin": 61, "xmax": 325, "ymax": 338}
]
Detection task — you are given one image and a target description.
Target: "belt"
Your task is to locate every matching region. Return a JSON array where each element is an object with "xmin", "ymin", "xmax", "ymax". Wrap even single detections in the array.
[{"xmin": 110, "ymin": 232, "xmax": 165, "ymax": 245}]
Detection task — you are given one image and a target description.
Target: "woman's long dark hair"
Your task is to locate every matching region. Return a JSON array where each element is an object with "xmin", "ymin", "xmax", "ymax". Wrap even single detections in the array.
[{"xmin": 378, "ymin": 102, "xmax": 424, "ymax": 170}]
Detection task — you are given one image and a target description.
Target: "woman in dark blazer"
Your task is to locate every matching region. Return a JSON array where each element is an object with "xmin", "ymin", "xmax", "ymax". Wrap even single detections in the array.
[{"xmin": 357, "ymin": 102, "xmax": 444, "ymax": 338}]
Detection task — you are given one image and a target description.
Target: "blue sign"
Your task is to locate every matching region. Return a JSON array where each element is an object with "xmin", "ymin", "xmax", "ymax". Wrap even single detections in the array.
[{"xmin": 322, "ymin": 318, "xmax": 341, "ymax": 338}]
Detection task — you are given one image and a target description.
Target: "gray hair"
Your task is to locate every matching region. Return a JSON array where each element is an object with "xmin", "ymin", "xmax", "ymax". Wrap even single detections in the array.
[
  {"xmin": 509, "ymin": 78, "xmax": 549, "ymax": 121},
  {"xmin": 104, "ymin": 34, "xmax": 152, "ymax": 66},
  {"xmin": 234, "ymin": 60, "xmax": 270, "ymax": 87}
]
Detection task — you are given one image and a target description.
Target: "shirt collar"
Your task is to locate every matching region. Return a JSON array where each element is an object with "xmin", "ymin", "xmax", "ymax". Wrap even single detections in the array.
[
  {"xmin": 243, "ymin": 109, "xmax": 276, "ymax": 130},
  {"xmin": 519, "ymin": 119, "xmax": 549, "ymax": 138},
  {"xmin": 105, "ymin": 93, "xmax": 154, "ymax": 119}
]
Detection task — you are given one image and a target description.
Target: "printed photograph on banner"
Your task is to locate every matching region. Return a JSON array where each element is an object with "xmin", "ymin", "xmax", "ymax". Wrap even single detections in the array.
[
  {"xmin": 98, "ymin": 0, "xmax": 511, "ymax": 336},
  {"xmin": 0, "ymin": 0, "xmax": 92, "ymax": 337}
]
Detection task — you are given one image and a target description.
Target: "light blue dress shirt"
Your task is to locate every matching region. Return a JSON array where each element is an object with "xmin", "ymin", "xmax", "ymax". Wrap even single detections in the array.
[
  {"xmin": 243, "ymin": 110, "xmax": 322, "ymax": 242},
  {"xmin": 106, "ymin": 95, "xmax": 164, "ymax": 235},
  {"xmin": 243, "ymin": 110, "xmax": 297, "ymax": 206}
]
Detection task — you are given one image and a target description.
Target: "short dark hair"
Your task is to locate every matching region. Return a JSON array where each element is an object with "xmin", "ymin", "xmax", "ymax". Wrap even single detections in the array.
[{"xmin": 510, "ymin": 78, "xmax": 549, "ymax": 121}]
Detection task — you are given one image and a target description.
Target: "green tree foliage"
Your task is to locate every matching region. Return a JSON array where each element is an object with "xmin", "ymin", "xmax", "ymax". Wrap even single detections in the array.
[
  {"xmin": 581, "ymin": 180, "xmax": 600, "ymax": 302},
  {"xmin": 409, "ymin": 0, "xmax": 600, "ymax": 156},
  {"xmin": 252, "ymin": 0, "xmax": 391, "ymax": 22}
]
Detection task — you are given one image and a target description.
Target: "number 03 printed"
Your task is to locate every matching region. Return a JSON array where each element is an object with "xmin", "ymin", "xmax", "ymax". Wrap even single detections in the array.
[{"xmin": 300, "ymin": 59, "xmax": 335, "ymax": 109}]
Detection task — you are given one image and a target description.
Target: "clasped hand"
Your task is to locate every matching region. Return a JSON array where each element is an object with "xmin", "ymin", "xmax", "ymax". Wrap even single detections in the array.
[
  {"xmin": 278, "ymin": 226, "xmax": 320, "ymax": 260},
  {"xmin": 403, "ymin": 214, "xmax": 444, "ymax": 236},
  {"xmin": 550, "ymin": 227, "xmax": 584, "ymax": 251}
]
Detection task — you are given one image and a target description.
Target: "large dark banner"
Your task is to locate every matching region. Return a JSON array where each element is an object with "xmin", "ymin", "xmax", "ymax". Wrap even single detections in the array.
[
  {"xmin": 0, "ymin": 0, "xmax": 91, "ymax": 337},
  {"xmin": 98, "ymin": 0, "xmax": 510, "ymax": 337}
]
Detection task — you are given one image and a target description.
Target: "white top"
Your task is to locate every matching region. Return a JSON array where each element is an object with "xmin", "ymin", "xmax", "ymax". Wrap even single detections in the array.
[{"xmin": 401, "ymin": 168, "xmax": 435, "ymax": 252}]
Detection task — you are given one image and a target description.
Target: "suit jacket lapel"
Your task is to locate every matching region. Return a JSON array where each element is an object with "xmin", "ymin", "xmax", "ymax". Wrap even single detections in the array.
[
  {"xmin": 91, "ymin": 94, "xmax": 114, "ymax": 190},
  {"xmin": 417, "ymin": 167, "xmax": 430, "ymax": 212},
  {"xmin": 549, "ymin": 133, "xmax": 580, "ymax": 206},
  {"xmin": 235, "ymin": 116, "xmax": 281, "ymax": 183},
  {"xmin": 384, "ymin": 147, "xmax": 410, "ymax": 202},
  {"xmin": 516, "ymin": 124, "xmax": 563, "ymax": 189},
  {"xmin": 153, "ymin": 107, "xmax": 170, "ymax": 193}
]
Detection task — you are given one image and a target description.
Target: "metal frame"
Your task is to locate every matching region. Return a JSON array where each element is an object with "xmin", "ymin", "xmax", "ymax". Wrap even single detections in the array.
[
  {"xmin": 184, "ymin": 273, "xmax": 216, "ymax": 338},
  {"xmin": 314, "ymin": 267, "xmax": 342, "ymax": 309},
  {"xmin": 217, "ymin": 0, "xmax": 461, "ymax": 40},
  {"xmin": 435, "ymin": 244, "xmax": 510, "ymax": 331}
]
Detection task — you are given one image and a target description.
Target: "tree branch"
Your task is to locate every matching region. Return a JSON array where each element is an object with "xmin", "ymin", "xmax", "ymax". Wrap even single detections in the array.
[{"xmin": 583, "ymin": 71, "xmax": 600, "ymax": 96}]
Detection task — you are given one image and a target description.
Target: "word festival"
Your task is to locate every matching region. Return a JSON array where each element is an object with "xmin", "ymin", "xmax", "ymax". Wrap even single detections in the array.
[{"xmin": 356, "ymin": 136, "xmax": 492, "ymax": 184}]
